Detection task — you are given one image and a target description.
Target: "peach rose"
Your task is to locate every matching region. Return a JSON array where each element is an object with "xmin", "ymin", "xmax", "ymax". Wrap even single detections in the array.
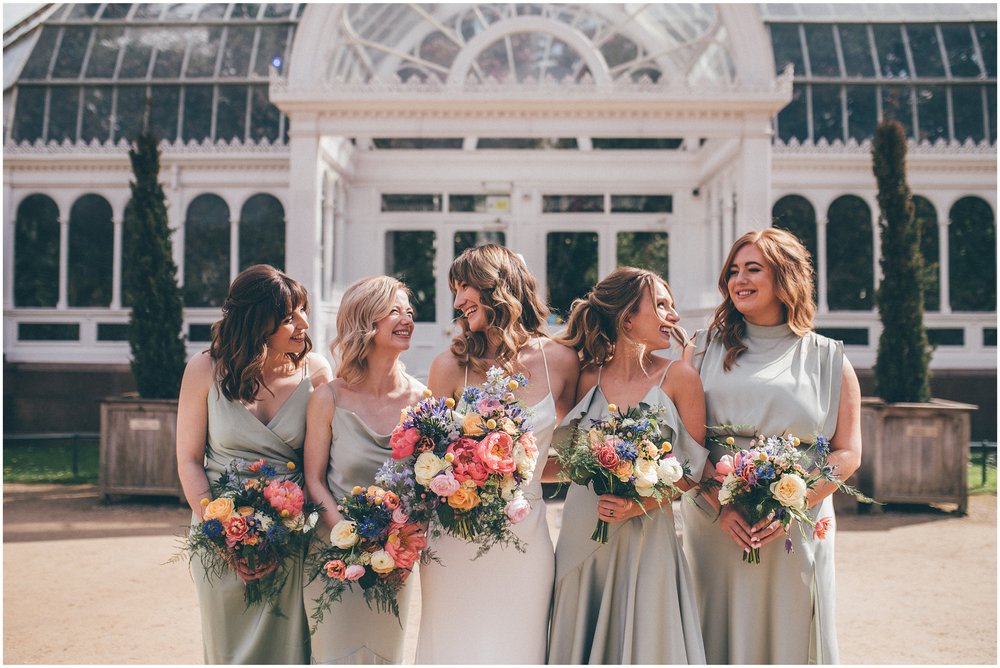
[
  {"xmin": 203, "ymin": 497, "xmax": 235, "ymax": 521},
  {"xmin": 462, "ymin": 413, "xmax": 486, "ymax": 436},
  {"xmin": 447, "ymin": 486, "xmax": 481, "ymax": 512},
  {"xmin": 324, "ymin": 559, "xmax": 347, "ymax": 580}
]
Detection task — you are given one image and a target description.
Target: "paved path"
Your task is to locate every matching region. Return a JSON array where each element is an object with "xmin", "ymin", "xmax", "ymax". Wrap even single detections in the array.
[{"xmin": 3, "ymin": 484, "xmax": 996, "ymax": 664}]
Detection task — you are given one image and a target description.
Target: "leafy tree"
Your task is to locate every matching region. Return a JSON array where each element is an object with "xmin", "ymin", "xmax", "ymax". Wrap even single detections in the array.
[{"xmin": 872, "ymin": 119, "xmax": 931, "ymax": 402}]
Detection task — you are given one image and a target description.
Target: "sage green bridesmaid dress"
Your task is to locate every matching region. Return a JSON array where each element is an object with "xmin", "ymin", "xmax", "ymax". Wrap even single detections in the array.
[
  {"xmin": 547, "ymin": 362, "xmax": 709, "ymax": 665},
  {"xmin": 304, "ymin": 401, "xmax": 414, "ymax": 664},
  {"xmin": 680, "ymin": 323, "xmax": 844, "ymax": 664},
  {"xmin": 190, "ymin": 366, "xmax": 313, "ymax": 665}
]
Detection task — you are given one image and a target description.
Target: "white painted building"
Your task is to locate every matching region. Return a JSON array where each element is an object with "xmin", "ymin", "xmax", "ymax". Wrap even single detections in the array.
[{"xmin": 3, "ymin": 3, "xmax": 996, "ymax": 436}]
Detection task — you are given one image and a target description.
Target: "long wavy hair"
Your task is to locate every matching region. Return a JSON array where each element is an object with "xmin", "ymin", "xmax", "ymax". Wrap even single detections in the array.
[
  {"xmin": 558, "ymin": 267, "xmax": 688, "ymax": 369},
  {"xmin": 209, "ymin": 264, "xmax": 312, "ymax": 403},
  {"xmin": 448, "ymin": 244, "xmax": 550, "ymax": 375},
  {"xmin": 708, "ymin": 228, "xmax": 816, "ymax": 371},
  {"xmin": 331, "ymin": 275, "xmax": 411, "ymax": 385}
]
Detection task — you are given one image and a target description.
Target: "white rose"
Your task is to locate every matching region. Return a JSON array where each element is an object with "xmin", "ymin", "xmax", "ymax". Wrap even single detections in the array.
[
  {"xmin": 303, "ymin": 511, "xmax": 319, "ymax": 533},
  {"xmin": 513, "ymin": 443, "xmax": 537, "ymax": 476},
  {"xmin": 330, "ymin": 519, "xmax": 359, "ymax": 548},
  {"xmin": 283, "ymin": 513, "xmax": 305, "ymax": 531},
  {"xmin": 770, "ymin": 474, "xmax": 807, "ymax": 509},
  {"xmin": 633, "ymin": 458, "xmax": 659, "ymax": 492},
  {"xmin": 718, "ymin": 473, "xmax": 738, "ymax": 505},
  {"xmin": 414, "ymin": 451, "xmax": 445, "ymax": 487},
  {"xmin": 499, "ymin": 474, "xmax": 518, "ymax": 501},
  {"xmin": 369, "ymin": 549, "xmax": 396, "ymax": 574},
  {"xmin": 657, "ymin": 456, "xmax": 684, "ymax": 485}
]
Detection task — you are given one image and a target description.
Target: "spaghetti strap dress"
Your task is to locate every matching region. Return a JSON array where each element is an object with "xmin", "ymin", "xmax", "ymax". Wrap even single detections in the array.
[
  {"xmin": 547, "ymin": 362, "xmax": 708, "ymax": 664},
  {"xmin": 190, "ymin": 362, "xmax": 313, "ymax": 664},
  {"xmin": 680, "ymin": 323, "xmax": 844, "ymax": 664},
  {"xmin": 305, "ymin": 397, "xmax": 414, "ymax": 664},
  {"xmin": 415, "ymin": 341, "xmax": 556, "ymax": 664}
]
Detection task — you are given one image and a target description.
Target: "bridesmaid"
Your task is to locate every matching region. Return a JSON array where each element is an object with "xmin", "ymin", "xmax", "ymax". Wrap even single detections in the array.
[
  {"xmin": 547, "ymin": 267, "xmax": 709, "ymax": 665},
  {"xmin": 416, "ymin": 244, "xmax": 579, "ymax": 664},
  {"xmin": 302, "ymin": 276, "xmax": 426, "ymax": 664},
  {"xmin": 176, "ymin": 264, "xmax": 333, "ymax": 664},
  {"xmin": 680, "ymin": 228, "xmax": 862, "ymax": 664}
]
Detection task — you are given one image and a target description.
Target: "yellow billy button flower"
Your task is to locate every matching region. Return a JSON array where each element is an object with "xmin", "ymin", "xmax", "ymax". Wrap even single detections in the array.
[
  {"xmin": 200, "ymin": 498, "xmax": 210, "ymax": 507},
  {"xmin": 486, "ymin": 418, "xmax": 497, "ymax": 430},
  {"xmin": 791, "ymin": 437, "xmax": 801, "ymax": 447},
  {"xmin": 286, "ymin": 461, "xmax": 296, "ymax": 470},
  {"xmin": 375, "ymin": 497, "xmax": 383, "ymax": 505},
  {"xmin": 661, "ymin": 441, "xmax": 673, "ymax": 453},
  {"xmin": 351, "ymin": 485, "xmax": 365, "ymax": 495},
  {"xmin": 607, "ymin": 404, "xmax": 618, "ymax": 413},
  {"xmin": 725, "ymin": 436, "xmax": 735, "ymax": 446},
  {"xmin": 422, "ymin": 388, "xmax": 433, "ymax": 398},
  {"xmin": 445, "ymin": 397, "xmax": 456, "ymax": 409},
  {"xmin": 281, "ymin": 509, "xmax": 290, "ymax": 517},
  {"xmin": 444, "ymin": 452, "xmax": 455, "ymax": 463},
  {"xmin": 508, "ymin": 379, "xmax": 519, "ymax": 391}
]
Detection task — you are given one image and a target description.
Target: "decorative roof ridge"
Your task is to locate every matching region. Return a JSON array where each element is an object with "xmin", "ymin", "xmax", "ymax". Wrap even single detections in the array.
[
  {"xmin": 773, "ymin": 137, "xmax": 997, "ymax": 155},
  {"xmin": 3, "ymin": 136, "xmax": 290, "ymax": 155}
]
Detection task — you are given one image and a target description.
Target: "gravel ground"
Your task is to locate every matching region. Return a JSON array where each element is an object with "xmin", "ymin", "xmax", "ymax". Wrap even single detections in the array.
[{"xmin": 2, "ymin": 484, "xmax": 995, "ymax": 664}]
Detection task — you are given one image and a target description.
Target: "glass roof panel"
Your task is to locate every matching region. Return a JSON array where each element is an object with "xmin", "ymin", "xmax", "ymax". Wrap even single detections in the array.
[
  {"xmin": 67, "ymin": 4, "xmax": 101, "ymax": 20},
  {"xmin": 976, "ymin": 23, "xmax": 996, "ymax": 78},
  {"xmin": 99, "ymin": 4, "xmax": 132, "ymax": 20},
  {"xmin": 941, "ymin": 24, "xmax": 984, "ymax": 77},
  {"xmin": 133, "ymin": 4, "xmax": 166, "ymax": 20},
  {"xmin": 184, "ymin": 26, "xmax": 223, "ymax": 77},
  {"xmin": 220, "ymin": 25, "xmax": 256, "ymax": 78},
  {"xmin": 837, "ymin": 24, "xmax": 875, "ymax": 77},
  {"xmin": 804, "ymin": 24, "xmax": 840, "ymax": 77},
  {"xmin": 906, "ymin": 25, "xmax": 946, "ymax": 78},
  {"xmin": 231, "ymin": 4, "xmax": 261, "ymax": 19},
  {"xmin": 20, "ymin": 26, "xmax": 59, "ymax": 79}
]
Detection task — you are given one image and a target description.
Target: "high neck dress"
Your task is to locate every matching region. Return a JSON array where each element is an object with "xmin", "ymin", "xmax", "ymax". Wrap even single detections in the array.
[
  {"xmin": 304, "ymin": 400, "xmax": 415, "ymax": 664},
  {"xmin": 415, "ymin": 342, "xmax": 557, "ymax": 664},
  {"xmin": 547, "ymin": 361, "xmax": 709, "ymax": 665},
  {"xmin": 680, "ymin": 323, "xmax": 844, "ymax": 664},
  {"xmin": 191, "ymin": 364, "xmax": 313, "ymax": 665}
]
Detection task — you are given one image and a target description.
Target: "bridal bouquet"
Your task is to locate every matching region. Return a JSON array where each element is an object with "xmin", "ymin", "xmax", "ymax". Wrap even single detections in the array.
[
  {"xmin": 711, "ymin": 431, "xmax": 874, "ymax": 565},
  {"xmin": 390, "ymin": 367, "xmax": 537, "ymax": 557},
  {"xmin": 557, "ymin": 402, "xmax": 689, "ymax": 543},
  {"xmin": 308, "ymin": 460, "xmax": 430, "ymax": 624},
  {"xmin": 183, "ymin": 458, "xmax": 319, "ymax": 610}
]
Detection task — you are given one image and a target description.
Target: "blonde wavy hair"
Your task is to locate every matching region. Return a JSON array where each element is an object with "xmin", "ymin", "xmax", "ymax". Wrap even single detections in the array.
[
  {"xmin": 331, "ymin": 276, "xmax": 411, "ymax": 384},
  {"xmin": 448, "ymin": 244, "xmax": 550, "ymax": 375},
  {"xmin": 558, "ymin": 267, "xmax": 688, "ymax": 369},
  {"xmin": 708, "ymin": 228, "xmax": 816, "ymax": 371}
]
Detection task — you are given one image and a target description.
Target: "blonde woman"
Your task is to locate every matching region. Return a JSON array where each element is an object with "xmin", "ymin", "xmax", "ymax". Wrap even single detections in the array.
[
  {"xmin": 176, "ymin": 264, "xmax": 332, "ymax": 664},
  {"xmin": 303, "ymin": 276, "xmax": 426, "ymax": 664},
  {"xmin": 415, "ymin": 244, "xmax": 580, "ymax": 664},
  {"xmin": 547, "ymin": 267, "xmax": 709, "ymax": 664},
  {"xmin": 681, "ymin": 228, "xmax": 862, "ymax": 663}
]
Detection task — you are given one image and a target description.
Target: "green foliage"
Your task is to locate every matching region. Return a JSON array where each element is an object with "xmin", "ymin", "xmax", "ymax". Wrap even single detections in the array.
[
  {"xmin": 872, "ymin": 120, "xmax": 932, "ymax": 403},
  {"xmin": 3, "ymin": 441, "xmax": 99, "ymax": 484},
  {"xmin": 124, "ymin": 130, "xmax": 186, "ymax": 398}
]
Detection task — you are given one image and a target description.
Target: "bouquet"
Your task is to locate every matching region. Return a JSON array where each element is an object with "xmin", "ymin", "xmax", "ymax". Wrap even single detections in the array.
[
  {"xmin": 389, "ymin": 367, "xmax": 538, "ymax": 558},
  {"xmin": 182, "ymin": 458, "xmax": 319, "ymax": 611},
  {"xmin": 711, "ymin": 430, "xmax": 875, "ymax": 564},
  {"xmin": 557, "ymin": 402, "xmax": 690, "ymax": 543},
  {"xmin": 308, "ymin": 460, "xmax": 430, "ymax": 624}
]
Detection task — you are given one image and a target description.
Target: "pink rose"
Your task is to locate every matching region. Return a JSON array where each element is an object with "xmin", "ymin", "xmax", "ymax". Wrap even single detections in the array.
[
  {"xmin": 344, "ymin": 564, "xmax": 365, "ymax": 581},
  {"xmin": 263, "ymin": 479, "xmax": 305, "ymax": 517},
  {"xmin": 476, "ymin": 397, "xmax": 501, "ymax": 414},
  {"xmin": 385, "ymin": 522, "xmax": 427, "ymax": 570},
  {"xmin": 390, "ymin": 426, "xmax": 421, "ymax": 460},
  {"xmin": 504, "ymin": 495, "xmax": 531, "ymax": 524},
  {"xmin": 429, "ymin": 471, "xmax": 461, "ymax": 497},
  {"xmin": 476, "ymin": 431, "xmax": 516, "ymax": 475},
  {"xmin": 447, "ymin": 438, "xmax": 490, "ymax": 486},
  {"xmin": 224, "ymin": 515, "xmax": 251, "ymax": 547},
  {"xmin": 517, "ymin": 431, "xmax": 537, "ymax": 456},
  {"xmin": 715, "ymin": 454, "xmax": 735, "ymax": 481},
  {"xmin": 596, "ymin": 445, "xmax": 620, "ymax": 470},
  {"xmin": 391, "ymin": 506, "xmax": 410, "ymax": 524},
  {"xmin": 324, "ymin": 559, "xmax": 346, "ymax": 580}
]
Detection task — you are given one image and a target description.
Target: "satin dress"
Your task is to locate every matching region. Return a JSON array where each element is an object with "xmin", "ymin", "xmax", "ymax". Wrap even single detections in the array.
[
  {"xmin": 680, "ymin": 323, "xmax": 844, "ymax": 664},
  {"xmin": 190, "ymin": 366, "xmax": 313, "ymax": 664},
  {"xmin": 548, "ymin": 362, "xmax": 709, "ymax": 664}
]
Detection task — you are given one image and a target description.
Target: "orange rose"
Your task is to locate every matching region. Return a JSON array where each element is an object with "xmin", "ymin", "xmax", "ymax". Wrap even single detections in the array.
[
  {"xmin": 447, "ymin": 486, "xmax": 481, "ymax": 512},
  {"xmin": 203, "ymin": 497, "xmax": 235, "ymax": 521}
]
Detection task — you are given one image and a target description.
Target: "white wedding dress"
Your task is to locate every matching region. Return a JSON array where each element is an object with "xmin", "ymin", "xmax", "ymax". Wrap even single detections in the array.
[{"xmin": 415, "ymin": 344, "xmax": 556, "ymax": 664}]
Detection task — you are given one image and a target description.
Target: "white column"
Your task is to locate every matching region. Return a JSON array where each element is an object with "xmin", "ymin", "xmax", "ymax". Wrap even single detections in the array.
[
  {"xmin": 938, "ymin": 217, "xmax": 951, "ymax": 313},
  {"xmin": 285, "ymin": 113, "xmax": 322, "ymax": 301},
  {"xmin": 4, "ymin": 176, "xmax": 15, "ymax": 307},
  {"xmin": 735, "ymin": 123, "xmax": 773, "ymax": 235},
  {"xmin": 817, "ymin": 216, "xmax": 829, "ymax": 314},
  {"xmin": 57, "ymin": 214, "xmax": 69, "ymax": 309},
  {"xmin": 870, "ymin": 196, "xmax": 881, "ymax": 304},
  {"xmin": 169, "ymin": 164, "xmax": 185, "ymax": 288},
  {"xmin": 229, "ymin": 211, "xmax": 239, "ymax": 284},
  {"xmin": 111, "ymin": 217, "xmax": 123, "ymax": 308}
]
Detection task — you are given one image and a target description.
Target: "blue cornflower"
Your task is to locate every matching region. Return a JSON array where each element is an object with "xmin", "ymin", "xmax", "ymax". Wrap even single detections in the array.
[
  {"xmin": 203, "ymin": 519, "xmax": 224, "ymax": 539},
  {"xmin": 357, "ymin": 514, "xmax": 388, "ymax": 540},
  {"xmin": 266, "ymin": 523, "xmax": 289, "ymax": 542},
  {"xmin": 755, "ymin": 463, "xmax": 776, "ymax": 480},
  {"xmin": 259, "ymin": 464, "xmax": 277, "ymax": 478},
  {"xmin": 614, "ymin": 440, "xmax": 639, "ymax": 462},
  {"xmin": 816, "ymin": 434, "xmax": 831, "ymax": 458}
]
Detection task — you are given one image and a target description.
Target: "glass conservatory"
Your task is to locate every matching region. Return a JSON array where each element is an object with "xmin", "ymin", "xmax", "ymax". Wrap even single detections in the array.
[{"xmin": 3, "ymin": 3, "xmax": 996, "ymax": 437}]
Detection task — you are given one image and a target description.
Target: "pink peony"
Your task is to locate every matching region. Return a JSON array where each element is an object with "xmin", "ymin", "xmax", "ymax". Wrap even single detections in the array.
[
  {"xmin": 504, "ymin": 496, "xmax": 531, "ymax": 523},
  {"xmin": 476, "ymin": 431, "xmax": 516, "ymax": 475},
  {"xmin": 390, "ymin": 426, "xmax": 421, "ymax": 460},
  {"xmin": 447, "ymin": 438, "xmax": 490, "ymax": 486},
  {"xmin": 224, "ymin": 515, "xmax": 251, "ymax": 547},
  {"xmin": 391, "ymin": 506, "xmax": 410, "ymax": 524},
  {"xmin": 429, "ymin": 470, "xmax": 462, "ymax": 497},
  {"xmin": 263, "ymin": 479, "xmax": 305, "ymax": 517},
  {"xmin": 344, "ymin": 564, "xmax": 365, "ymax": 581},
  {"xmin": 385, "ymin": 522, "xmax": 427, "ymax": 570},
  {"xmin": 715, "ymin": 454, "xmax": 735, "ymax": 481}
]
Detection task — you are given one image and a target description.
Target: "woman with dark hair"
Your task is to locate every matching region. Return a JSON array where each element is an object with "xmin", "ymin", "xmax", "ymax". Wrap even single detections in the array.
[
  {"xmin": 547, "ymin": 266, "xmax": 709, "ymax": 664},
  {"xmin": 415, "ymin": 244, "xmax": 580, "ymax": 664},
  {"xmin": 681, "ymin": 228, "xmax": 862, "ymax": 664},
  {"xmin": 303, "ymin": 275, "xmax": 426, "ymax": 664},
  {"xmin": 177, "ymin": 264, "xmax": 332, "ymax": 664}
]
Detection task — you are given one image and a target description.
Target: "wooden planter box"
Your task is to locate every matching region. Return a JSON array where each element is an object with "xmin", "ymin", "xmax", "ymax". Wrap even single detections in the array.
[
  {"xmin": 100, "ymin": 397, "xmax": 183, "ymax": 501},
  {"xmin": 858, "ymin": 397, "xmax": 976, "ymax": 514}
]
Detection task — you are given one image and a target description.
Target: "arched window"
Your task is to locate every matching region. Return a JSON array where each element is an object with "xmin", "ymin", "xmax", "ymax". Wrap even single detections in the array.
[
  {"xmin": 68, "ymin": 194, "xmax": 114, "ymax": 306},
  {"xmin": 949, "ymin": 196, "xmax": 996, "ymax": 312},
  {"xmin": 14, "ymin": 194, "xmax": 60, "ymax": 307},
  {"xmin": 184, "ymin": 194, "xmax": 231, "ymax": 307},
  {"xmin": 772, "ymin": 194, "xmax": 818, "ymax": 266},
  {"xmin": 239, "ymin": 194, "xmax": 285, "ymax": 271},
  {"xmin": 913, "ymin": 195, "xmax": 939, "ymax": 311},
  {"xmin": 826, "ymin": 195, "xmax": 873, "ymax": 310}
]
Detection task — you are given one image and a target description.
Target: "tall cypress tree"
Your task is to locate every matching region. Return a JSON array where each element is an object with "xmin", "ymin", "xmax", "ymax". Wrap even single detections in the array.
[
  {"xmin": 124, "ymin": 128, "xmax": 186, "ymax": 398},
  {"xmin": 872, "ymin": 120, "xmax": 931, "ymax": 403}
]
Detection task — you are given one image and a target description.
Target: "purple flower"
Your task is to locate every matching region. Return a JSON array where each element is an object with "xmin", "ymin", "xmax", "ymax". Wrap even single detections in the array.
[{"xmin": 785, "ymin": 537, "xmax": 794, "ymax": 554}]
